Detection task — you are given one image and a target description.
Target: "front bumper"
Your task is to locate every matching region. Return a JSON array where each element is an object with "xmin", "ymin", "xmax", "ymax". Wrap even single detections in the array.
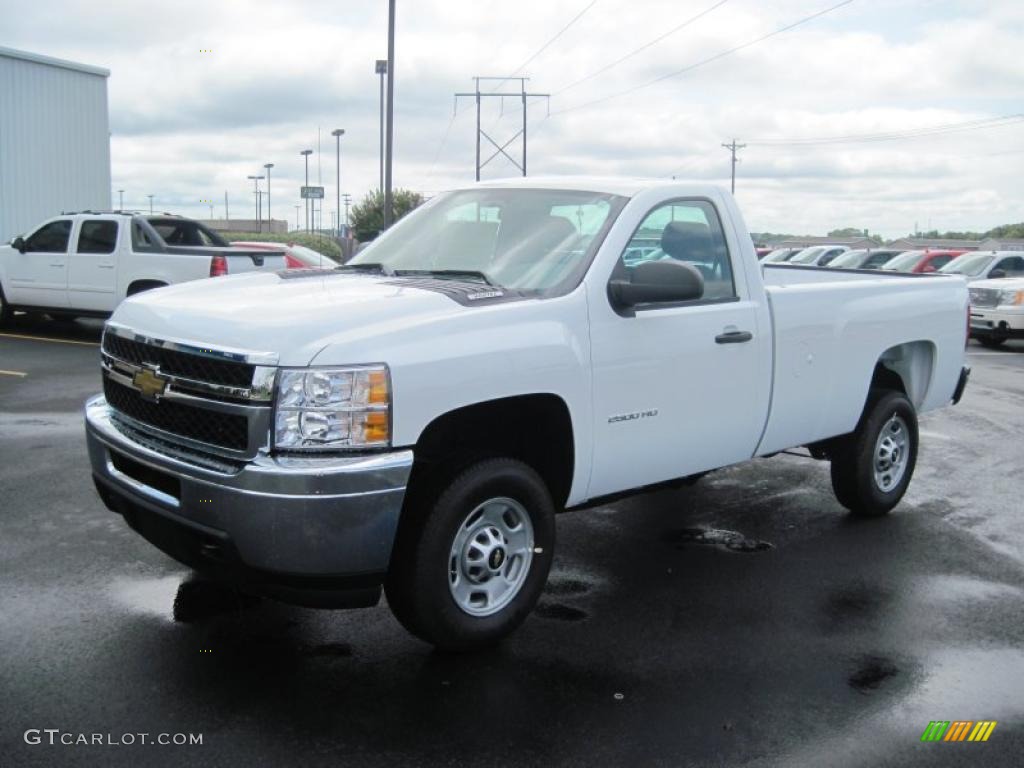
[
  {"xmin": 970, "ymin": 307, "xmax": 1024, "ymax": 340},
  {"xmin": 85, "ymin": 395, "xmax": 413, "ymax": 607}
]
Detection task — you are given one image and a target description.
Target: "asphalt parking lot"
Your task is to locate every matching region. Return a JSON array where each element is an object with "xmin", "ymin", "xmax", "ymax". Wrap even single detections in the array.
[{"xmin": 2, "ymin": 315, "xmax": 1023, "ymax": 767}]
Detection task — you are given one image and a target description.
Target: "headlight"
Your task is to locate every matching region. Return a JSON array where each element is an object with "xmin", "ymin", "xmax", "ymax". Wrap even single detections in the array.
[
  {"xmin": 274, "ymin": 365, "xmax": 390, "ymax": 450},
  {"xmin": 998, "ymin": 289, "xmax": 1024, "ymax": 306}
]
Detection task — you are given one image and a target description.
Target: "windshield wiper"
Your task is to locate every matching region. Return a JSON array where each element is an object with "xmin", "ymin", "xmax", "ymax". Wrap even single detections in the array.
[
  {"xmin": 336, "ymin": 262, "xmax": 394, "ymax": 276},
  {"xmin": 392, "ymin": 269, "xmax": 496, "ymax": 286}
]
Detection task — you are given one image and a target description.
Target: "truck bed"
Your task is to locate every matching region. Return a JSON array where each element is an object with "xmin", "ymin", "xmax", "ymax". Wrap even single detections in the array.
[{"xmin": 756, "ymin": 264, "xmax": 968, "ymax": 455}]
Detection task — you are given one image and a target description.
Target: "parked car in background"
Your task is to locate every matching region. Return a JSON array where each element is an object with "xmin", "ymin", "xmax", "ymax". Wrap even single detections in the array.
[
  {"xmin": 827, "ymin": 249, "xmax": 903, "ymax": 270},
  {"xmin": 761, "ymin": 247, "xmax": 803, "ymax": 263},
  {"xmin": 0, "ymin": 212, "xmax": 286, "ymax": 324},
  {"xmin": 755, "ymin": 246, "xmax": 773, "ymax": 259},
  {"xmin": 939, "ymin": 251, "xmax": 1024, "ymax": 283},
  {"xmin": 783, "ymin": 245, "xmax": 850, "ymax": 267},
  {"xmin": 230, "ymin": 241, "xmax": 338, "ymax": 269},
  {"xmin": 968, "ymin": 277, "xmax": 1024, "ymax": 348},
  {"xmin": 881, "ymin": 249, "xmax": 965, "ymax": 274}
]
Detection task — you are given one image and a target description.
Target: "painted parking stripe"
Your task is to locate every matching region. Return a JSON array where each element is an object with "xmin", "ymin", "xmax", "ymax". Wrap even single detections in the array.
[
  {"xmin": 0, "ymin": 369, "xmax": 28, "ymax": 377},
  {"xmin": 0, "ymin": 332, "xmax": 99, "ymax": 347}
]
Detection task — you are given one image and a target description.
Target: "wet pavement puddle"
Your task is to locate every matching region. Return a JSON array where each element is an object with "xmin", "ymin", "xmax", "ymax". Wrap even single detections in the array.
[{"xmin": 665, "ymin": 527, "xmax": 774, "ymax": 553}]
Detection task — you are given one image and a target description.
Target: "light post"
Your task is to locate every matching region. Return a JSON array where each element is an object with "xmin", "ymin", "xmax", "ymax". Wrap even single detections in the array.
[
  {"xmin": 300, "ymin": 149, "xmax": 313, "ymax": 232},
  {"xmin": 209, "ymin": 203, "xmax": 214, "ymax": 219},
  {"xmin": 247, "ymin": 175, "xmax": 264, "ymax": 232},
  {"xmin": 117, "ymin": 189, "xmax": 124, "ymax": 210},
  {"xmin": 263, "ymin": 163, "xmax": 274, "ymax": 232},
  {"xmin": 375, "ymin": 59, "xmax": 387, "ymax": 193},
  {"xmin": 383, "ymin": 0, "xmax": 396, "ymax": 228},
  {"xmin": 147, "ymin": 194, "xmax": 154, "ymax": 214},
  {"xmin": 331, "ymin": 129, "xmax": 344, "ymax": 238},
  {"xmin": 294, "ymin": 205, "xmax": 300, "ymax": 231}
]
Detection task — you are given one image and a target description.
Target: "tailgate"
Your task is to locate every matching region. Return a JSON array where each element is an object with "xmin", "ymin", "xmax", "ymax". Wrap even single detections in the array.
[{"xmin": 163, "ymin": 245, "xmax": 288, "ymax": 273}]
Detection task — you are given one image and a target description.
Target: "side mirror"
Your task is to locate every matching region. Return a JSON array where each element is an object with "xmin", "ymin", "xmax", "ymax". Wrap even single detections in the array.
[
  {"xmin": 989, "ymin": 269, "xmax": 1007, "ymax": 279},
  {"xmin": 609, "ymin": 260, "xmax": 704, "ymax": 309},
  {"xmin": 11, "ymin": 236, "xmax": 25, "ymax": 253}
]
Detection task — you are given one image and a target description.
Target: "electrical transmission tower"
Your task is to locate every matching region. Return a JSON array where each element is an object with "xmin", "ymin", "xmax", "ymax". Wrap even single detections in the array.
[
  {"xmin": 721, "ymin": 139, "xmax": 746, "ymax": 194},
  {"xmin": 455, "ymin": 77, "xmax": 550, "ymax": 181}
]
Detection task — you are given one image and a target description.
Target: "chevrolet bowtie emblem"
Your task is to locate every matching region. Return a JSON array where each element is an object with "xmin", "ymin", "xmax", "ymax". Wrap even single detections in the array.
[{"xmin": 133, "ymin": 366, "xmax": 168, "ymax": 400}]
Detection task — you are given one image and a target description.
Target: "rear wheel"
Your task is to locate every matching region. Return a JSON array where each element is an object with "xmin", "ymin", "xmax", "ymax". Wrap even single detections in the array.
[
  {"xmin": 830, "ymin": 389, "xmax": 918, "ymax": 517},
  {"xmin": 385, "ymin": 457, "xmax": 555, "ymax": 651},
  {"xmin": 976, "ymin": 336, "xmax": 1006, "ymax": 349}
]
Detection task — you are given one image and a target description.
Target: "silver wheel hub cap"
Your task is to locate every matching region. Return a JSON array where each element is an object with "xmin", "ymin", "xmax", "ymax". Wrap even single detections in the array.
[
  {"xmin": 448, "ymin": 497, "xmax": 534, "ymax": 617},
  {"xmin": 873, "ymin": 414, "xmax": 910, "ymax": 493}
]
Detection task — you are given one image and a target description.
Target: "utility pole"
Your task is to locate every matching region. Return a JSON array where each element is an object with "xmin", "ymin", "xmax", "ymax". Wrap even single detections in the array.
[
  {"xmin": 147, "ymin": 194, "xmax": 154, "ymax": 214},
  {"xmin": 342, "ymin": 193, "xmax": 352, "ymax": 233},
  {"xmin": 383, "ymin": 0, "xmax": 396, "ymax": 228},
  {"xmin": 294, "ymin": 204, "xmax": 300, "ymax": 231},
  {"xmin": 209, "ymin": 203, "xmax": 214, "ymax": 219},
  {"xmin": 300, "ymin": 149, "xmax": 313, "ymax": 232},
  {"xmin": 264, "ymin": 163, "xmax": 274, "ymax": 231},
  {"xmin": 225, "ymin": 191, "xmax": 229, "ymax": 222},
  {"xmin": 117, "ymin": 189, "xmax": 124, "ymax": 210},
  {"xmin": 375, "ymin": 59, "xmax": 387, "ymax": 192},
  {"xmin": 247, "ymin": 175, "xmax": 264, "ymax": 232},
  {"xmin": 455, "ymin": 77, "xmax": 550, "ymax": 181},
  {"xmin": 721, "ymin": 139, "xmax": 746, "ymax": 194}
]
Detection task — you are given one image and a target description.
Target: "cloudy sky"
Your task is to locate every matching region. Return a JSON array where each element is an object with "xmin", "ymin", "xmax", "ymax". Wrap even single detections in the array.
[{"xmin": 3, "ymin": 0, "xmax": 1022, "ymax": 237}]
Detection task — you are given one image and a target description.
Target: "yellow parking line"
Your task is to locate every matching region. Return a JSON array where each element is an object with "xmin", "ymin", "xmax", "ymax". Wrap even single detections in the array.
[
  {"xmin": 0, "ymin": 332, "xmax": 99, "ymax": 347},
  {"xmin": 0, "ymin": 369, "xmax": 28, "ymax": 377}
]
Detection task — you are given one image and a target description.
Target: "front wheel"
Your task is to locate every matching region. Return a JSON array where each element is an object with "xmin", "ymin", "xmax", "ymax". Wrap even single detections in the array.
[
  {"xmin": 830, "ymin": 389, "xmax": 918, "ymax": 517},
  {"xmin": 385, "ymin": 458, "xmax": 555, "ymax": 651}
]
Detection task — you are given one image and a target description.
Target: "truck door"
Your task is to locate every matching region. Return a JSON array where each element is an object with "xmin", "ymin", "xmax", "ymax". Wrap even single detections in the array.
[
  {"xmin": 68, "ymin": 219, "xmax": 119, "ymax": 311},
  {"xmin": 586, "ymin": 198, "xmax": 766, "ymax": 499},
  {"xmin": 5, "ymin": 219, "xmax": 73, "ymax": 308}
]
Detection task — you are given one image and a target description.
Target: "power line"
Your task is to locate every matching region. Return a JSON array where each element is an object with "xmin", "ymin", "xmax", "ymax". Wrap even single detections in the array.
[
  {"xmin": 550, "ymin": 0, "xmax": 856, "ymax": 117},
  {"xmin": 507, "ymin": 0, "xmax": 599, "ymax": 81},
  {"xmin": 746, "ymin": 113, "xmax": 1024, "ymax": 146},
  {"xmin": 553, "ymin": 0, "xmax": 730, "ymax": 96}
]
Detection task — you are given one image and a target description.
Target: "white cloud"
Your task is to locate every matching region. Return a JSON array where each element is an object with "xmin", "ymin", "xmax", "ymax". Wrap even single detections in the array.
[{"xmin": 2, "ymin": 0, "xmax": 1022, "ymax": 237}]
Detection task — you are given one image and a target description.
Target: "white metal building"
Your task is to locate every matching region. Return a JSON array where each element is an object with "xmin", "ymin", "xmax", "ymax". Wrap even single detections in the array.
[{"xmin": 0, "ymin": 46, "xmax": 111, "ymax": 243}]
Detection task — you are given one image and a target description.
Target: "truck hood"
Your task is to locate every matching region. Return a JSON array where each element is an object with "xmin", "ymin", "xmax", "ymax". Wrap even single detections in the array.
[
  {"xmin": 109, "ymin": 270, "xmax": 468, "ymax": 366},
  {"xmin": 969, "ymin": 277, "xmax": 1024, "ymax": 291}
]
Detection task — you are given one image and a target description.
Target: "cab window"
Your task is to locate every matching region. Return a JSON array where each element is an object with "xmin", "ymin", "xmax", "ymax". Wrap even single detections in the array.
[
  {"xmin": 76, "ymin": 220, "xmax": 118, "ymax": 254},
  {"xmin": 619, "ymin": 200, "xmax": 735, "ymax": 300},
  {"xmin": 25, "ymin": 220, "xmax": 72, "ymax": 253}
]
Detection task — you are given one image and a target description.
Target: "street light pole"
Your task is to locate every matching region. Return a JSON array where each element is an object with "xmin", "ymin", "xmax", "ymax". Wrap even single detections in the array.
[
  {"xmin": 300, "ymin": 150, "xmax": 313, "ymax": 233},
  {"xmin": 117, "ymin": 189, "xmax": 124, "ymax": 210},
  {"xmin": 147, "ymin": 194, "xmax": 154, "ymax": 214},
  {"xmin": 294, "ymin": 205, "xmax": 300, "ymax": 231},
  {"xmin": 375, "ymin": 59, "xmax": 387, "ymax": 193},
  {"xmin": 383, "ymin": 0, "xmax": 396, "ymax": 228},
  {"xmin": 331, "ymin": 129, "xmax": 344, "ymax": 237},
  {"xmin": 264, "ymin": 163, "xmax": 274, "ymax": 232}
]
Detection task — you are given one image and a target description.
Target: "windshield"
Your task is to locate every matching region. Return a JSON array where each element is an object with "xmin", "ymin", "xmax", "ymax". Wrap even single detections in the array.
[
  {"xmin": 349, "ymin": 188, "xmax": 627, "ymax": 293},
  {"xmin": 763, "ymin": 248, "xmax": 796, "ymax": 262},
  {"xmin": 148, "ymin": 217, "xmax": 229, "ymax": 247},
  {"xmin": 789, "ymin": 247, "xmax": 825, "ymax": 264},
  {"xmin": 881, "ymin": 251, "xmax": 922, "ymax": 271},
  {"xmin": 828, "ymin": 249, "xmax": 868, "ymax": 268},
  {"xmin": 940, "ymin": 252, "xmax": 993, "ymax": 276}
]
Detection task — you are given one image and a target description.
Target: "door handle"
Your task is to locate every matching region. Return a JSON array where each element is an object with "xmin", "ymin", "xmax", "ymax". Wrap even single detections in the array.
[
  {"xmin": 97, "ymin": 264, "xmax": 115, "ymax": 269},
  {"xmin": 50, "ymin": 263, "xmax": 65, "ymax": 268},
  {"xmin": 715, "ymin": 330, "xmax": 753, "ymax": 344}
]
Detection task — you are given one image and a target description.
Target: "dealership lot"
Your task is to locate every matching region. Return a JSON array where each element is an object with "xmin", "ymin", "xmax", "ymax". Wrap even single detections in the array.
[{"xmin": 2, "ymin": 316, "xmax": 1023, "ymax": 767}]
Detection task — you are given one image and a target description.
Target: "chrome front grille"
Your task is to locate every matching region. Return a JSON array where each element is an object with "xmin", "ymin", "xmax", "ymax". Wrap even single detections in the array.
[
  {"xmin": 100, "ymin": 324, "xmax": 278, "ymax": 461},
  {"xmin": 969, "ymin": 288, "xmax": 1000, "ymax": 308}
]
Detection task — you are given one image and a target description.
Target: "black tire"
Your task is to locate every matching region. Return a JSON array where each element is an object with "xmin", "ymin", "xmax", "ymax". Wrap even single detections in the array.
[
  {"xmin": 0, "ymin": 286, "xmax": 12, "ymax": 326},
  {"xmin": 830, "ymin": 389, "xmax": 918, "ymax": 517},
  {"xmin": 385, "ymin": 457, "xmax": 555, "ymax": 651},
  {"xmin": 976, "ymin": 336, "xmax": 1006, "ymax": 349}
]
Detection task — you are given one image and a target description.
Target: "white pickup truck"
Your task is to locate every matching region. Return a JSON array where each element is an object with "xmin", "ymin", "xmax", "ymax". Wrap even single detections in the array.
[
  {"xmin": 0, "ymin": 212, "xmax": 285, "ymax": 323},
  {"xmin": 84, "ymin": 178, "xmax": 971, "ymax": 650}
]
